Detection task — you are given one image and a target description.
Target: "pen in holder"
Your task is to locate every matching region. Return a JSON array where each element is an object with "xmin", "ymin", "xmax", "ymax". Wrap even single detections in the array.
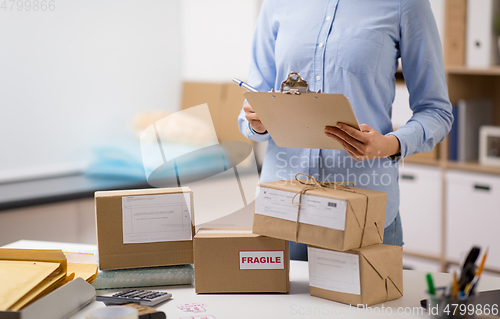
[{"xmin": 427, "ymin": 287, "xmax": 477, "ymax": 319}]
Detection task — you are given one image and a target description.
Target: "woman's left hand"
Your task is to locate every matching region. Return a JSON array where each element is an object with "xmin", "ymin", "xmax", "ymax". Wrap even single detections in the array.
[{"xmin": 325, "ymin": 123, "xmax": 400, "ymax": 161}]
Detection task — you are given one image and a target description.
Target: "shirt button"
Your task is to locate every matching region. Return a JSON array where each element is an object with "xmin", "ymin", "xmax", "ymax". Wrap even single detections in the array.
[
  {"xmin": 318, "ymin": 43, "xmax": 324, "ymax": 48},
  {"xmin": 326, "ymin": 16, "xmax": 331, "ymax": 21},
  {"xmin": 316, "ymin": 76, "xmax": 321, "ymax": 81}
]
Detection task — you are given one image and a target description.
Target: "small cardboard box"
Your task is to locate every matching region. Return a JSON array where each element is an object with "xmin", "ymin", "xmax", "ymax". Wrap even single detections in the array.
[
  {"xmin": 194, "ymin": 228, "xmax": 289, "ymax": 293},
  {"xmin": 308, "ymin": 244, "xmax": 403, "ymax": 306},
  {"xmin": 253, "ymin": 178, "xmax": 387, "ymax": 251},
  {"xmin": 95, "ymin": 187, "xmax": 194, "ymax": 270},
  {"xmin": 181, "ymin": 82, "xmax": 253, "ymax": 146}
]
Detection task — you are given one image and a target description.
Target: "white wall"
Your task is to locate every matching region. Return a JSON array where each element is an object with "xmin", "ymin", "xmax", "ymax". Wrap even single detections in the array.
[
  {"xmin": 180, "ymin": 0, "xmax": 261, "ymax": 82},
  {"xmin": 0, "ymin": 0, "xmax": 182, "ymax": 182},
  {"xmin": 0, "ymin": 0, "xmax": 263, "ymax": 182}
]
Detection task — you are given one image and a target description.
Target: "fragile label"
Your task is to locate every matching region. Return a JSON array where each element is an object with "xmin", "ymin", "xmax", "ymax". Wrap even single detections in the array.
[
  {"xmin": 255, "ymin": 187, "xmax": 347, "ymax": 231},
  {"xmin": 308, "ymin": 247, "xmax": 361, "ymax": 295},
  {"xmin": 239, "ymin": 251, "xmax": 284, "ymax": 270}
]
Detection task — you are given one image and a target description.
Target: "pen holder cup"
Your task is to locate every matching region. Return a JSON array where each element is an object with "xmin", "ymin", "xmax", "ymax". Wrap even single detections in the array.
[{"xmin": 427, "ymin": 291, "xmax": 476, "ymax": 319}]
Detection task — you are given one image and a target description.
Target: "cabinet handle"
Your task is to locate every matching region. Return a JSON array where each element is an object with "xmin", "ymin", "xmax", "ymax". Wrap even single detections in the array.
[
  {"xmin": 474, "ymin": 184, "xmax": 491, "ymax": 191},
  {"xmin": 401, "ymin": 175, "xmax": 415, "ymax": 180}
]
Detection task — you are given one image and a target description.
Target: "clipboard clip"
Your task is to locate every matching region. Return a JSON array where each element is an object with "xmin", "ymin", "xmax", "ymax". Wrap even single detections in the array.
[{"xmin": 278, "ymin": 72, "xmax": 320, "ymax": 95}]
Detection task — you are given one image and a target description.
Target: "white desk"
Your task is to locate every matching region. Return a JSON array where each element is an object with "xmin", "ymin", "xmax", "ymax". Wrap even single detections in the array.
[{"xmin": 4, "ymin": 241, "xmax": 500, "ymax": 319}]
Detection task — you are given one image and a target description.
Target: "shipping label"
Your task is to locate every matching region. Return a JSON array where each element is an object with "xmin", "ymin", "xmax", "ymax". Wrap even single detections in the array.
[
  {"xmin": 255, "ymin": 187, "xmax": 347, "ymax": 231},
  {"xmin": 122, "ymin": 193, "xmax": 192, "ymax": 244},
  {"xmin": 308, "ymin": 247, "xmax": 361, "ymax": 295},
  {"xmin": 239, "ymin": 250, "xmax": 285, "ymax": 270}
]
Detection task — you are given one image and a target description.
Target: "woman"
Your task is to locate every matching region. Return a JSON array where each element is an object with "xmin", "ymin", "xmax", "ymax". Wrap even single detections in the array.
[{"xmin": 238, "ymin": 0, "xmax": 453, "ymax": 259}]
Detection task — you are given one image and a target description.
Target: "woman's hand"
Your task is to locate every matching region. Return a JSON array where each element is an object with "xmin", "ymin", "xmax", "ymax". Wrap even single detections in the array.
[
  {"xmin": 244, "ymin": 102, "xmax": 267, "ymax": 133},
  {"xmin": 325, "ymin": 123, "xmax": 400, "ymax": 161}
]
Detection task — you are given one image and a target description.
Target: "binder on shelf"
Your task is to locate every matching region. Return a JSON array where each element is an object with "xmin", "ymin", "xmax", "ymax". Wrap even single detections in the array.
[
  {"xmin": 444, "ymin": 0, "xmax": 466, "ymax": 66},
  {"xmin": 466, "ymin": 0, "xmax": 500, "ymax": 68},
  {"xmin": 448, "ymin": 104, "xmax": 459, "ymax": 161},
  {"xmin": 429, "ymin": 0, "xmax": 445, "ymax": 46},
  {"xmin": 244, "ymin": 72, "xmax": 360, "ymax": 150},
  {"xmin": 457, "ymin": 99, "xmax": 493, "ymax": 162}
]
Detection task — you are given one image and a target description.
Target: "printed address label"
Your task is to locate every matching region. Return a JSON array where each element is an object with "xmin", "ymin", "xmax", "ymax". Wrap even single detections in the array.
[{"xmin": 239, "ymin": 251, "xmax": 285, "ymax": 270}]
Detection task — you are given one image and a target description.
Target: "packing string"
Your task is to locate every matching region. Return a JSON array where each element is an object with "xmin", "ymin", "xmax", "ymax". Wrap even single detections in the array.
[{"xmin": 291, "ymin": 173, "xmax": 370, "ymax": 247}]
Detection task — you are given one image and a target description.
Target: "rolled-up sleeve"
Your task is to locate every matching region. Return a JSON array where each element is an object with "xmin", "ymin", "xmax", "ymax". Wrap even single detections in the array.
[
  {"xmin": 387, "ymin": 0, "xmax": 453, "ymax": 159},
  {"xmin": 238, "ymin": 0, "xmax": 279, "ymax": 143}
]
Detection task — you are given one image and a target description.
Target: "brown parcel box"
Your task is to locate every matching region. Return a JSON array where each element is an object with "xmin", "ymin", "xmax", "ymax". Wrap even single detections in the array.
[
  {"xmin": 181, "ymin": 82, "xmax": 252, "ymax": 146},
  {"xmin": 253, "ymin": 178, "xmax": 387, "ymax": 251},
  {"xmin": 194, "ymin": 228, "xmax": 289, "ymax": 293},
  {"xmin": 95, "ymin": 187, "xmax": 194, "ymax": 270},
  {"xmin": 308, "ymin": 244, "xmax": 403, "ymax": 306}
]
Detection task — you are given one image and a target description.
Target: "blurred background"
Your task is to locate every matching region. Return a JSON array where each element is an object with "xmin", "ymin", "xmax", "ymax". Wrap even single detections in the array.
[{"xmin": 0, "ymin": 0, "xmax": 261, "ymax": 182}]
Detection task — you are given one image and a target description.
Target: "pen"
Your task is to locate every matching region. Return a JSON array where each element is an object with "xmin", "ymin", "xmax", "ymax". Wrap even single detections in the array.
[
  {"xmin": 233, "ymin": 78, "xmax": 259, "ymax": 92},
  {"xmin": 476, "ymin": 248, "xmax": 488, "ymax": 277},
  {"xmin": 426, "ymin": 273, "xmax": 436, "ymax": 295},
  {"xmin": 458, "ymin": 246, "xmax": 480, "ymax": 291},
  {"xmin": 467, "ymin": 248, "xmax": 488, "ymax": 296}
]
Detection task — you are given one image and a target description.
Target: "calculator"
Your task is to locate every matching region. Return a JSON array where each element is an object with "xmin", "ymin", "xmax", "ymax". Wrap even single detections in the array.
[{"xmin": 96, "ymin": 289, "xmax": 172, "ymax": 306}]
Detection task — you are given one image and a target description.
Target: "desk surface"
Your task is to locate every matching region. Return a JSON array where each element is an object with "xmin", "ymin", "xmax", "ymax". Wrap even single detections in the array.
[{"xmin": 4, "ymin": 240, "xmax": 500, "ymax": 319}]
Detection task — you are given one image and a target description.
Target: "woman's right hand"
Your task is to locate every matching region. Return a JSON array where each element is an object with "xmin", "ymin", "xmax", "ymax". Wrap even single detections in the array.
[{"xmin": 243, "ymin": 102, "xmax": 267, "ymax": 133}]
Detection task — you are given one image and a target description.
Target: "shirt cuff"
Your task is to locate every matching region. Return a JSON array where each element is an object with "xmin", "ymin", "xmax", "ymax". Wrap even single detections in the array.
[
  {"xmin": 385, "ymin": 132, "xmax": 404, "ymax": 164},
  {"xmin": 246, "ymin": 122, "xmax": 270, "ymax": 142}
]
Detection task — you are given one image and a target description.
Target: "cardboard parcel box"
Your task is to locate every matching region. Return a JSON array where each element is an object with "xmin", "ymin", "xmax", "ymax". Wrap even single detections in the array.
[
  {"xmin": 194, "ymin": 228, "xmax": 289, "ymax": 293},
  {"xmin": 181, "ymin": 82, "xmax": 252, "ymax": 145},
  {"xmin": 308, "ymin": 244, "xmax": 403, "ymax": 306},
  {"xmin": 95, "ymin": 187, "xmax": 194, "ymax": 270},
  {"xmin": 253, "ymin": 178, "xmax": 387, "ymax": 251}
]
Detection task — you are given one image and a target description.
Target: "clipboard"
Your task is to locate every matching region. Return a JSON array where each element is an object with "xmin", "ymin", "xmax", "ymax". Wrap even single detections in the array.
[{"xmin": 243, "ymin": 72, "xmax": 360, "ymax": 150}]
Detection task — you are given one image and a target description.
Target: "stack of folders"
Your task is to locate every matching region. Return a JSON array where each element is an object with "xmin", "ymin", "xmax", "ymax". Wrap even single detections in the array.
[
  {"xmin": 448, "ymin": 99, "xmax": 493, "ymax": 162},
  {"xmin": 0, "ymin": 248, "xmax": 98, "ymax": 312}
]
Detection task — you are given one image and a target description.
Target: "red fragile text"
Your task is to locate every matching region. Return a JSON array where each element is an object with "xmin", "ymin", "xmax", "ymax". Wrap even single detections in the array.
[{"xmin": 241, "ymin": 256, "xmax": 281, "ymax": 264}]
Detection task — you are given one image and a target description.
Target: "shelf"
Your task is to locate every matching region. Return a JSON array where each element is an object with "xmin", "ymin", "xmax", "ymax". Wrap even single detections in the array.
[
  {"xmin": 401, "ymin": 157, "xmax": 500, "ymax": 179},
  {"xmin": 403, "ymin": 156, "xmax": 441, "ymax": 167},
  {"xmin": 445, "ymin": 161, "xmax": 500, "ymax": 175},
  {"xmin": 402, "ymin": 250, "xmax": 441, "ymax": 262},
  {"xmin": 446, "ymin": 65, "xmax": 500, "ymax": 76}
]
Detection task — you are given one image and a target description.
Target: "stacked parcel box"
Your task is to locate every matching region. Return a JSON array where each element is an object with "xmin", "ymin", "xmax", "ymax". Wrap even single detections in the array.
[{"xmin": 249, "ymin": 176, "xmax": 404, "ymax": 306}]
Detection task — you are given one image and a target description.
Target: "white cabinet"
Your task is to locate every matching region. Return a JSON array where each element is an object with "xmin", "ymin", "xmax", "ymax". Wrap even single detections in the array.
[
  {"xmin": 399, "ymin": 164, "xmax": 442, "ymax": 257},
  {"xmin": 446, "ymin": 170, "xmax": 500, "ymax": 271}
]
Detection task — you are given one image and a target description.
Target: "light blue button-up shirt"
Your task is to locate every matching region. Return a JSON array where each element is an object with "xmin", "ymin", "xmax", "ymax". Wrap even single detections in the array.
[{"xmin": 238, "ymin": 0, "xmax": 453, "ymax": 227}]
